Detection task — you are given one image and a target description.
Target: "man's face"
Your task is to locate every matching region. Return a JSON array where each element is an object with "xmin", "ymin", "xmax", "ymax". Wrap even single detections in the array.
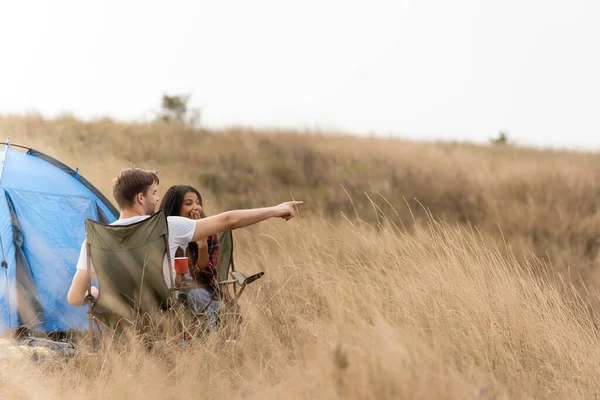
[{"xmin": 142, "ymin": 183, "xmax": 159, "ymax": 215}]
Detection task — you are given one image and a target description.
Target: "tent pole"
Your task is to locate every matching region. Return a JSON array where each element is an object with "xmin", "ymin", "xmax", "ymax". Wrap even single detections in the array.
[
  {"xmin": 2, "ymin": 264, "xmax": 9, "ymax": 329},
  {"xmin": 0, "ymin": 210, "xmax": 9, "ymax": 329},
  {"xmin": 0, "ymin": 137, "xmax": 9, "ymax": 183}
]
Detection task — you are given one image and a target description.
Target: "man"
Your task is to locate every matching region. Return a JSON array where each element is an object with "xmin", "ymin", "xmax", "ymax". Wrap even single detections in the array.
[{"xmin": 67, "ymin": 167, "xmax": 302, "ymax": 306}]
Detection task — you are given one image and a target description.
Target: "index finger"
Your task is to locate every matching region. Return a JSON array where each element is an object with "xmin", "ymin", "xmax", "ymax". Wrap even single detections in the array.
[{"xmin": 286, "ymin": 201, "xmax": 303, "ymax": 207}]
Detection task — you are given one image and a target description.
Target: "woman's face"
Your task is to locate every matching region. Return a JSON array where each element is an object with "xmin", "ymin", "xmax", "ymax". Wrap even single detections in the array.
[{"xmin": 179, "ymin": 192, "xmax": 203, "ymax": 219}]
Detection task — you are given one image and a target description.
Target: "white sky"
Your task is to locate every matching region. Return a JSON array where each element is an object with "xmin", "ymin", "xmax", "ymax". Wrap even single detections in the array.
[{"xmin": 1, "ymin": 0, "xmax": 599, "ymax": 150}]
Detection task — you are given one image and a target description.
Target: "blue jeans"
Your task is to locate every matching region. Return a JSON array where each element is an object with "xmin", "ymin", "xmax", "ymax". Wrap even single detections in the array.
[{"xmin": 185, "ymin": 288, "xmax": 222, "ymax": 331}]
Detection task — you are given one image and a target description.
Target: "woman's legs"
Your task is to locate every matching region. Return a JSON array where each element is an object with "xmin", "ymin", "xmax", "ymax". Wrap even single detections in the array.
[{"xmin": 185, "ymin": 288, "xmax": 222, "ymax": 331}]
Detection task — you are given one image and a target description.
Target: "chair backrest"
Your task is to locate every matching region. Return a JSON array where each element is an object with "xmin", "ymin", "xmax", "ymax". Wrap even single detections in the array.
[
  {"xmin": 84, "ymin": 211, "xmax": 173, "ymax": 324},
  {"xmin": 216, "ymin": 230, "xmax": 234, "ymax": 285}
]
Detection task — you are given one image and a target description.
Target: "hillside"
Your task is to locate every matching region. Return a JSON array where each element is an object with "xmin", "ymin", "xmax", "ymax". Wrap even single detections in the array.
[
  {"xmin": 2, "ymin": 114, "xmax": 600, "ymax": 398},
  {"xmin": 3, "ymin": 114, "xmax": 600, "ymax": 292}
]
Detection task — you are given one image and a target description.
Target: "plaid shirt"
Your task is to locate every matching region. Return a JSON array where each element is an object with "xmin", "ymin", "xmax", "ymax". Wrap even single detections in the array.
[{"xmin": 189, "ymin": 234, "xmax": 220, "ymax": 287}]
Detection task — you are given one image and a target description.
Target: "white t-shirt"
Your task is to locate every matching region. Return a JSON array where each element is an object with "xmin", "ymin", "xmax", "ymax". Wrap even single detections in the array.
[{"xmin": 76, "ymin": 215, "xmax": 196, "ymax": 288}]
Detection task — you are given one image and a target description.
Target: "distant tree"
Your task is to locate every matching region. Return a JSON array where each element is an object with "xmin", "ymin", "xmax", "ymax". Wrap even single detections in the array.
[
  {"xmin": 157, "ymin": 94, "xmax": 201, "ymax": 126},
  {"xmin": 490, "ymin": 131, "xmax": 509, "ymax": 146}
]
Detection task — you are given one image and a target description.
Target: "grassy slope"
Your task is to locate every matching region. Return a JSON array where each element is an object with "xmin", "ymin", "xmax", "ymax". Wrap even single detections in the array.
[
  {"xmin": 3, "ymin": 217, "xmax": 600, "ymax": 399},
  {"xmin": 3, "ymin": 114, "xmax": 600, "ymax": 288},
  {"xmin": 1, "ymin": 115, "xmax": 600, "ymax": 398}
]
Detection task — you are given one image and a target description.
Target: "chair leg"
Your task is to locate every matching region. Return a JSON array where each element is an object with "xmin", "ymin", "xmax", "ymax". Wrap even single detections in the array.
[
  {"xmin": 94, "ymin": 319, "xmax": 103, "ymax": 348},
  {"xmin": 235, "ymin": 283, "xmax": 247, "ymax": 303},
  {"xmin": 86, "ymin": 299, "xmax": 95, "ymax": 351},
  {"xmin": 88, "ymin": 319, "xmax": 94, "ymax": 349}
]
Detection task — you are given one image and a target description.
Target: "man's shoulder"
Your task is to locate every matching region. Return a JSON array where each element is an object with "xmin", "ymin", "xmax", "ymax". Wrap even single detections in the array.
[
  {"xmin": 167, "ymin": 216, "xmax": 194, "ymax": 224},
  {"xmin": 110, "ymin": 216, "xmax": 150, "ymax": 226},
  {"xmin": 166, "ymin": 216, "xmax": 195, "ymax": 243},
  {"xmin": 166, "ymin": 216, "xmax": 196, "ymax": 230}
]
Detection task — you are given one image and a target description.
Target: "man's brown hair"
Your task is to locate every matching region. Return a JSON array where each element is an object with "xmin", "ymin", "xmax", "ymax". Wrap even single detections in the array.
[{"xmin": 112, "ymin": 168, "xmax": 160, "ymax": 209}]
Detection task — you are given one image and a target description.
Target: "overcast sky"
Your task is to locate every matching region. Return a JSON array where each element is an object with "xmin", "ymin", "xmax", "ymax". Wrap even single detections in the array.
[{"xmin": 1, "ymin": 0, "xmax": 599, "ymax": 150}]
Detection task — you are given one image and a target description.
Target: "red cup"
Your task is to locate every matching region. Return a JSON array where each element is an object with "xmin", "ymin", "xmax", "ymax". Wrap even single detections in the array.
[{"xmin": 174, "ymin": 257, "xmax": 189, "ymax": 274}]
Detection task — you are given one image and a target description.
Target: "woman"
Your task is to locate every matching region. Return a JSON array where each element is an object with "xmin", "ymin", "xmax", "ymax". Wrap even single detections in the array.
[{"xmin": 159, "ymin": 185, "xmax": 222, "ymax": 330}]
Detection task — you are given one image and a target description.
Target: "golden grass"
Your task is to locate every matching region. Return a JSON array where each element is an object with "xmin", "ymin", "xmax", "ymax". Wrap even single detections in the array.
[
  {"xmin": 2, "ymin": 216, "xmax": 600, "ymax": 399},
  {"xmin": 1, "ymin": 115, "xmax": 600, "ymax": 398}
]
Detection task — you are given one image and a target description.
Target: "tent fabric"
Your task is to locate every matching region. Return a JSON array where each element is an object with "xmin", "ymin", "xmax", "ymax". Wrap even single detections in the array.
[
  {"xmin": 0, "ymin": 189, "xmax": 18, "ymax": 331},
  {"xmin": 27, "ymin": 148, "xmax": 118, "ymax": 219},
  {"xmin": 0, "ymin": 144, "xmax": 119, "ymax": 334},
  {"xmin": 6, "ymin": 194, "xmax": 45, "ymax": 329}
]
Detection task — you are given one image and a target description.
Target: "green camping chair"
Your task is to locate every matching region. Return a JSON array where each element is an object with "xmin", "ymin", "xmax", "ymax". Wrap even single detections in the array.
[
  {"xmin": 197, "ymin": 230, "xmax": 264, "ymax": 334},
  {"xmin": 84, "ymin": 211, "xmax": 178, "ymax": 347},
  {"xmin": 179, "ymin": 230, "xmax": 264, "ymax": 332},
  {"xmin": 215, "ymin": 230, "xmax": 264, "ymax": 306}
]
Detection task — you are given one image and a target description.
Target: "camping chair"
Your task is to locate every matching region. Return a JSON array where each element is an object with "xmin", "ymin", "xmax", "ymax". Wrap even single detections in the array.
[
  {"xmin": 84, "ymin": 211, "xmax": 179, "ymax": 348},
  {"xmin": 212, "ymin": 231, "xmax": 264, "ymax": 316}
]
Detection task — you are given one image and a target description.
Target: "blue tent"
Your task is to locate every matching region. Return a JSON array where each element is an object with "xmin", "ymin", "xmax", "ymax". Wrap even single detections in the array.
[{"xmin": 0, "ymin": 141, "xmax": 118, "ymax": 334}]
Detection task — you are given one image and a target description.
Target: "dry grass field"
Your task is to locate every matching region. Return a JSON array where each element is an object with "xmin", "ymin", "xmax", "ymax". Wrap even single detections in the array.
[{"xmin": 1, "ymin": 115, "xmax": 600, "ymax": 399}]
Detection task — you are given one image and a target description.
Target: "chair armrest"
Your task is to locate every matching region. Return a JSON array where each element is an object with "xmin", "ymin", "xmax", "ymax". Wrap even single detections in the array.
[{"xmin": 219, "ymin": 271, "xmax": 265, "ymax": 286}]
